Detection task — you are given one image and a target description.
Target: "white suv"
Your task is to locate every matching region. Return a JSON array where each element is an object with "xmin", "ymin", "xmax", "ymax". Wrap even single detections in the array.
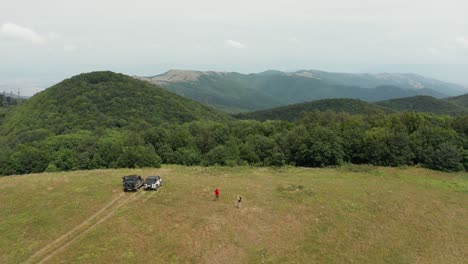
[{"xmin": 144, "ymin": 176, "xmax": 163, "ymax": 191}]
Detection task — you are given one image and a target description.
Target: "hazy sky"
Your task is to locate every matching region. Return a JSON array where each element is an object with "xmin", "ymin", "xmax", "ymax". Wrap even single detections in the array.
[{"xmin": 1, "ymin": 0, "xmax": 468, "ymax": 95}]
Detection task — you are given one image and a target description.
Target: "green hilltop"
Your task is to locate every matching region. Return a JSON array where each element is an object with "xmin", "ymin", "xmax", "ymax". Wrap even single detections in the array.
[
  {"xmin": 0, "ymin": 71, "xmax": 230, "ymax": 137},
  {"xmin": 376, "ymin": 95, "xmax": 468, "ymax": 116},
  {"xmin": 234, "ymin": 98, "xmax": 393, "ymax": 121},
  {"xmin": 447, "ymin": 93, "xmax": 468, "ymax": 108}
]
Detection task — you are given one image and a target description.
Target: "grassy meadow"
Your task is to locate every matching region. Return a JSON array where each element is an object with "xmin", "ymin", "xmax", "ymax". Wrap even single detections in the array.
[{"xmin": 0, "ymin": 165, "xmax": 467, "ymax": 263}]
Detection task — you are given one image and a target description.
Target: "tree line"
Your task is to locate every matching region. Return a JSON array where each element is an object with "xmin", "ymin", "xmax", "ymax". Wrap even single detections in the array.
[{"xmin": 0, "ymin": 111, "xmax": 467, "ymax": 175}]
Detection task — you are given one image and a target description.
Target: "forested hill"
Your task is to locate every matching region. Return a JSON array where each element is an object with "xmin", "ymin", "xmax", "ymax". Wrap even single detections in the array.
[
  {"xmin": 0, "ymin": 71, "xmax": 230, "ymax": 138},
  {"xmin": 447, "ymin": 93, "xmax": 468, "ymax": 108},
  {"xmin": 0, "ymin": 72, "xmax": 466, "ymax": 176},
  {"xmin": 0, "ymin": 94, "xmax": 22, "ymax": 124},
  {"xmin": 137, "ymin": 70, "xmax": 466, "ymax": 112},
  {"xmin": 376, "ymin": 96, "xmax": 468, "ymax": 115},
  {"xmin": 234, "ymin": 98, "xmax": 393, "ymax": 121}
]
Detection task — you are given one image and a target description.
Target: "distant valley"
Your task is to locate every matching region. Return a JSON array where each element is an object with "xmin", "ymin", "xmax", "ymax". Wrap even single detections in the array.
[{"xmin": 137, "ymin": 69, "xmax": 468, "ymax": 113}]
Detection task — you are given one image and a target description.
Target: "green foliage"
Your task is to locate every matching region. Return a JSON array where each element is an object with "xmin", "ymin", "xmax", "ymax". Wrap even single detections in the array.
[
  {"xmin": 204, "ymin": 145, "xmax": 229, "ymax": 166},
  {"xmin": 462, "ymin": 149, "xmax": 468, "ymax": 171},
  {"xmin": 0, "ymin": 94, "xmax": 23, "ymax": 125},
  {"xmin": 286, "ymin": 126, "xmax": 345, "ymax": 167},
  {"xmin": 167, "ymin": 147, "xmax": 202, "ymax": 166},
  {"xmin": 362, "ymin": 128, "xmax": 415, "ymax": 166},
  {"xmin": 45, "ymin": 163, "xmax": 59, "ymax": 172},
  {"xmin": 235, "ymin": 99, "xmax": 393, "ymax": 121},
  {"xmin": 446, "ymin": 93, "xmax": 468, "ymax": 108},
  {"xmin": 0, "ymin": 71, "xmax": 230, "ymax": 142},
  {"xmin": 10, "ymin": 145, "xmax": 49, "ymax": 174},
  {"xmin": 1, "ymin": 111, "xmax": 467, "ymax": 175},
  {"xmin": 0, "ymin": 72, "xmax": 466, "ymax": 175},
  {"xmin": 424, "ymin": 142, "xmax": 464, "ymax": 171},
  {"xmin": 376, "ymin": 95, "xmax": 468, "ymax": 116},
  {"xmin": 117, "ymin": 145, "xmax": 162, "ymax": 168}
]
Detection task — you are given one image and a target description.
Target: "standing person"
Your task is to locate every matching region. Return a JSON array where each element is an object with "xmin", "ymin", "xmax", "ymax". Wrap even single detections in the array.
[
  {"xmin": 214, "ymin": 188, "xmax": 220, "ymax": 200},
  {"xmin": 237, "ymin": 195, "xmax": 242, "ymax": 208}
]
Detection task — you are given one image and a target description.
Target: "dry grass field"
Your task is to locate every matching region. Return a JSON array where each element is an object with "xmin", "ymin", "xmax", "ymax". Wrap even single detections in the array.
[{"xmin": 0, "ymin": 165, "xmax": 466, "ymax": 263}]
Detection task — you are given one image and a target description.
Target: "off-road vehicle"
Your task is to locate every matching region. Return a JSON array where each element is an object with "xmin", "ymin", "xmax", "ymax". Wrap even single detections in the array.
[
  {"xmin": 122, "ymin": 175, "xmax": 144, "ymax": 192},
  {"xmin": 144, "ymin": 176, "xmax": 163, "ymax": 191}
]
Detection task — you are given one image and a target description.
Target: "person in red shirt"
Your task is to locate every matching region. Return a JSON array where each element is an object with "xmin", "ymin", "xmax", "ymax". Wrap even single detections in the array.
[{"xmin": 214, "ymin": 188, "xmax": 220, "ymax": 200}]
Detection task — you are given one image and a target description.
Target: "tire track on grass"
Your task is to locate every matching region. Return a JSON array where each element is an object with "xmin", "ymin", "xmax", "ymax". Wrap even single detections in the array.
[
  {"xmin": 24, "ymin": 193, "xmax": 125, "ymax": 264},
  {"xmin": 141, "ymin": 190, "xmax": 158, "ymax": 203},
  {"xmin": 25, "ymin": 191, "xmax": 143, "ymax": 264},
  {"xmin": 36, "ymin": 191, "xmax": 144, "ymax": 264}
]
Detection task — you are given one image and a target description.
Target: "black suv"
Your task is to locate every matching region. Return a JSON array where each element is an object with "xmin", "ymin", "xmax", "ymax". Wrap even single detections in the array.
[{"xmin": 122, "ymin": 175, "xmax": 144, "ymax": 192}]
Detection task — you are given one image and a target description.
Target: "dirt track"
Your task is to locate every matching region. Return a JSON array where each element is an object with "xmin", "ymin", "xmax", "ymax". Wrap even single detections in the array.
[{"xmin": 24, "ymin": 190, "xmax": 155, "ymax": 264}]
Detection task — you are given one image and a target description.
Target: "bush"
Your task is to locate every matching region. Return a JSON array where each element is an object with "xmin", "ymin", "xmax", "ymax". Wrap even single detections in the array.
[
  {"xmin": 117, "ymin": 145, "xmax": 162, "ymax": 168},
  {"xmin": 45, "ymin": 164, "xmax": 59, "ymax": 172},
  {"xmin": 286, "ymin": 126, "xmax": 344, "ymax": 167},
  {"xmin": 425, "ymin": 143, "xmax": 464, "ymax": 172},
  {"xmin": 11, "ymin": 145, "xmax": 49, "ymax": 174},
  {"xmin": 168, "ymin": 147, "xmax": 201, "ymax": 166},
  {"xmin": 204, "ymin": 145, "xmax": 229, "ymax": 166}
]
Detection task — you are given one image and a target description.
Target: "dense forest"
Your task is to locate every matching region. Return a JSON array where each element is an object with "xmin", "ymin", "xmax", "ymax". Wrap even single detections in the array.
[
  {"xmin": 234, "ymin": 99, "xmax": 393, "ymax": 121},
  {"xmin": 0, "ymin": 72, "xmax": 467, "ymax": 175},
  {"xmin": 235, "ymin": 96, "xmax": 468, "ymax": 122},
  {"xmin": 376, "ymin": 95, "xmax": 468, "ymax": 115},
  {"xmin": 0, "ymin": 111, "xmax": 467, "ymax": 175},
  {"xmin": 447, "ymin": 93, "xmax": 468, "ymax": 108}
]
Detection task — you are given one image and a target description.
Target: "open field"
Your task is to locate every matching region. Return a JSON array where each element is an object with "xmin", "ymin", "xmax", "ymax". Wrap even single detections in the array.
[{"xmin": 0, "ymin": 165, "xmax": 467, "ymax": 263}]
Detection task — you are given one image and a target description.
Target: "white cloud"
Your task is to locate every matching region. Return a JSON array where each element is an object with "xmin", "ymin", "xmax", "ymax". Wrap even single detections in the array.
[
  {"xmin": 47, "ymin": 32, "xmax": 60, "ymax": 41},
  {"xmin": 63, "ymin": 45, "xmax": 77, "ymax": 52},
  {"xmin": 287, "ymin": 37, "xmax": 302, "ymax": 45},
  {"xmin": 225, "ymin": 39, "xmax": 245, "ymax": 49},
  {"xmin": 149, "ymin": 43, "xmax": 161, "ymax": 49},
  {"xmin": 427, "ymin": 47, "xmax": 439, "ymax": 55},
  {"xmin": 0, "ymin": 22, "xmax": 48, "ymax": 44},
  {"xmin": 456, "ymin": 36, "xmax": 468, "ymax": 47}
]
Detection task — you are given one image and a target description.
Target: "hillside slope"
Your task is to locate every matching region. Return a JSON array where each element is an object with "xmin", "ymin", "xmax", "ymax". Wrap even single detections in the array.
[
  {"xmin": 234, "ymin": 98, "xmax": 393, "ymax": 121},
  {"xmin": 138, "ymin": 70, "xmax": 463, "ymax": 112},
  {"xmin": 376, "ymin": 96, "xmax": 468, "ymax": 115},
  {"xmin": 0, "ymin": 71, "xmax": 230, "ymax": 137},
  {"xmin": 0, "ymin": 94, "xmax": 21, "ymax": 125},
  {"xmin": 1, "ymin": 166, "xmax": 466, "ymax": 263},
  {"xmin": 446, "ymin": 93, "xmax": 468, "ymax": 108},
  {"xmin": 137, "ymin": 70, "xmax": 282, "ymax": 112}
]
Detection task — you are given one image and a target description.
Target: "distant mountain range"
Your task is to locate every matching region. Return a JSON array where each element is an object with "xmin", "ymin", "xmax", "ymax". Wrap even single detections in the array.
[
  {"xmin": 2, "ymin": 70, "xmax": 467, "ymax": 132},
  {"xmin": 137, "ymin": 69, "xmax": 468, "ymax": 113}
]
